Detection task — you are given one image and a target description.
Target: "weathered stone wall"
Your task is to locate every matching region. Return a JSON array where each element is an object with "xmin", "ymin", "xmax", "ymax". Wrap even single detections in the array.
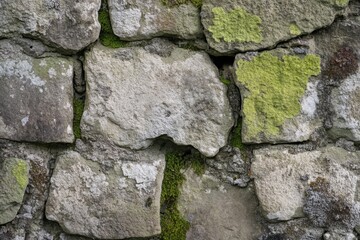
[{"xmin": 0, "ymin": 0, "xmax": 359, "ymax": 239}]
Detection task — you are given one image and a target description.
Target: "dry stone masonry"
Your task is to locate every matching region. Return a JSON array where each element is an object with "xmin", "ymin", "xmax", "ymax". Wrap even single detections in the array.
[{"xmin": 0, "ymin": 0, "xmax": 360, "ymax": 240}]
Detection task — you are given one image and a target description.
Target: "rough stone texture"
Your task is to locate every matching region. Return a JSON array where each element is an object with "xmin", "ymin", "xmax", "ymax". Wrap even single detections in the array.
[
  {"xmin": 0, "ymin": 0, "xmax": 101, "ymax": 52},
  {"xmin": 108, "ymin": 0, "xmax": 202, "ymax": 41},
  {"xmin": 178, "ymin": 169, "xmax": 263, "ymax": 240},
  {"xmin": 0, "ymin": 40, "xmax": 74, "ymax": 143},
  {"xmin": 82, "ymin": 41, "xmax": 233, "ymax": 157},
  {"xmin": 46, "ymin": 147, "xmax": 165, "ymax": 239},
  {"xmin": 234, "ymin": 48, "xmax": 322, "ymax": 144},
  {"xmin": 201, "ymin": 0, "xmax": 348, "ymax": 53},
  {"xmin": 329, "ymin": 72, "xmax": 360, "ymax": 142},
  {"xmin": 0, "ymin": 158, "xmax": 29, "ymax": 225},
  {"xmin": 252, "ymin": 146, "xmax": 358, "ymax": 221}
]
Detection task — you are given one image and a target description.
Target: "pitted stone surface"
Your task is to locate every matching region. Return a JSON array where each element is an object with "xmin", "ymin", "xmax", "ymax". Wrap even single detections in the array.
[
  {"xmin": 0, "ymin": 40, "xmax": 74, "ymax": 143},
  {"xmin": 0, "ymin": 158, "xmax": 29, "ymax": 225},
  {"xmin": 0, "ymin": 0, "xmax": 101, "ymax": 52},
  {"xmin": 201, "ymin": 0, "xmax": 348, "ymax": 53},
  {"xmin": 252, "ymin": 146, "xmax": 358, "ymax": 221},
  {"xmin": 82, "ymin": 41, "xmax": 233, "ymax": 157},
  {"xmin": 329, "ymin": 72, "xmax": 360, "ymax": 142},
  {"xmin": 108, "ymin": 0, "xmax": 202, "ymax": 40},
  {"xmin": 46, "ymin": 148, "xmax": 165, "ymax": 239}
]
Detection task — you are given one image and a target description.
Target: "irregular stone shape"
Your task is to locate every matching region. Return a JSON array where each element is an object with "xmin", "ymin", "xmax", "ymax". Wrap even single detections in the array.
[
  {"xmin": 46, "ymin": 148, "xmax": 165, "ymax": 239},
  {"xmin": 329, "ymin": 72, "xmax": 360, "ymax": 142},
  {"xmin": 82, "ymin": 41, "xmax": 233, "ymax": 157},
  {"xmin": 234, "ymin": 49, "xmax": 322, "ymax": 143},
  {"xmin": 178, "ymin": 169, "xmax": 263, "ymax": 240},
  {"xmin": 0, "ymin": 0, "xmax": 101, "ymax": 52},
  {"xmin": 252, "ymin": 146, "xmax": 358, "ymax": 221},
  {"xmin": 0, "ymin": 158, "xmax": 29, "ymax": 225},
  {"xmin": 108, "ymin": 0, "xmax": 202, "ymax": 40},
  {"xmin": 0, "ymin": 40, "xmax": 74, "ymax": 143},
  {"xmin": 201, "ymin": 0, "xmax": 348, "ymax": 53}
]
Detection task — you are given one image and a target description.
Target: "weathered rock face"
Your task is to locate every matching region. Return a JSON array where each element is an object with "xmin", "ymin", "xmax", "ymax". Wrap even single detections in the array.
[
  {"xmin": 0, "ymin": 0, "xmax": 101, "ymax": 52},
  {"xmin": 108, "ymin": 0, "xmax": 202, "ymax": 41},
  {"xmin": 178, "ymin": 169, "xmax": 263, "ymax": 240},
  {"xmin": 0, "ymin": 158, "xmax": 29, "ymax": 225},
  {"xmin": 234, "ymin": 49, "xmax": 322, "ymax": 143},
  {"xmin": 46, "ymin": 147, "xmax": 165, "ymax": 239},
  {"xmin": 252, "ymin": 146, "xmax": 359, "ymax": 221},
  {"xmin": 201, "ymin": 0, "xmax": 348, "ymax": 53},
  {"xmin": 0, "ymin": 40, "xmax": 74, "ymax": 143},
  {"xmin": 329, "ymin": 70, "xmax": 360, "ymax": 142},
  {"xmin": 82, "ymin": 40, "xmax": 233, "ymax": 157}
]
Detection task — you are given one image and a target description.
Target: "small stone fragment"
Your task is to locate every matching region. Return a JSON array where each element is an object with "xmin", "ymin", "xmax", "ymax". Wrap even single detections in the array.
[{"xmin": 0, "ymin": 158, "xmax": 29, "ymax": 225}]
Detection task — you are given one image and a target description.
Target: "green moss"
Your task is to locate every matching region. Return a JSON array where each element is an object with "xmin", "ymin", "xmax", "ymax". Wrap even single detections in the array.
[
  {"xmin": 99, "ymin": 0, "xmax": 127, "ymax": 48},
  {"xmin": 11, "ymin": 160, "xmax": 28, "ymax": 189},
  {"xmin": 161, "ymin": 0, "xmax": 202, "ymax": 8},
  {"xmin": 289, "ymin": 23, "xmax": 301, "ymax": 35},
  {"xmin": 208, "ymin": 7, "xmax": 262, "ymax": 43},
  {"xmin": 220, "ymin": 76, "xmax": 231, "ymax": 86},
  {"xmin": 73, "ymin": 98, "xmax": 85, "ymax": 139},
  {"xmin": 236, "ymin": 52, "xmax": 321, "ymax": 139},
  {"xmin": 161, "ymin": 207, "xmax": 190, "ymax": 240},
  {"xmin": 230, "ymin": 122, "xmax": 245, "ymax": 151}
]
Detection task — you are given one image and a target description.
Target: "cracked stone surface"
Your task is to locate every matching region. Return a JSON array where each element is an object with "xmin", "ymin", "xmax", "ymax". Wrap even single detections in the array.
[
  {"xmin": 252, "ymin": 146, "xmax": 358, "ymax": 221},
  {"xmin": 82, "ymin": 40, "xmax": 233, "ymax": 157},
  {"xmin": 108, "ymin": 0, "xmax": 202, "ymax": 41},
  {"xmin": 0, "ymin": 0, "xmax": 101, "ymax": 52},
  {"xmin": 201, "ymin": 0, "xmax": 348, "ymax": 53},
  {"xmin": 0, "ymin": 40, "xmax": 74, "ymax": 143},
  {"xmin": 46, "ymin": 146, "xmax": 165, "ymax": 239}
]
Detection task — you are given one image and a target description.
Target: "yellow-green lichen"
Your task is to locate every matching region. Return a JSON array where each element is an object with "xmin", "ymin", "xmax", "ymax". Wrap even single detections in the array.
[
  {"xmin": 289, "ymin": 23, "xmax": 301, "ymax": 35},
  {"xmin": 99, "ymin": 0, "xmax": 127, "ymax": 48},
  {"xmin": 236, "ymin": 52, "xmax": 321, "ymax": 139},
  {"xmin": 334, "ymin": 0, "xmax": 349, "ymax": 7},
  {"xmin": 11, "ymin": 160, "xmax": 29, "ymax": 189},
  {"xmin": 208, "ymin": 7, "xmax": 262, "ymax": 43},
  {"xmin": 73, "ymin": 98, "xmax": 84, "ymax": 139},
  {"xmin": 161, "ymin": 0, "xmax": 202, "ymax": 8}
]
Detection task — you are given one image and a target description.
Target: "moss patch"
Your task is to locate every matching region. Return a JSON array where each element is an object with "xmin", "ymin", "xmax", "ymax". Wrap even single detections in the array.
[
  {"xmin": 334, "ymin": 0, "xmax": 349, "ymax": 7},
  {"xmin": 289, "ymin": 23, "xmax": 301, "ymax": 35},
  {"xmin": 208, "ymin": 7, "xmax": 262, "ymax": 43},
  {"xmin": 99, "ymin": 0, "xmax": 127, "ymax": 48},
  {"xmin": 230, "ymin": 122, "xmax": 245, "ymax": 152},
  {"xmin": 161, "ymin": 0, "xmax": 202, "ymax": 8},
  {"xmin": 236, "ymin": 52, "xmax": 321, "ymax": 139},
  {"xmin": 73, "ymin": 98, "xmax": 85, "ymax": 139},
  {"xmin": 220, "ymin": 76, "xmax": 231, "ymax": 86},
  {"xmin": 160, "ymin": 150, "xmax": 206, "ymax": 240},
  {"xmin": 11, "ymin": 160, "xmax": 29, "ymax": 190}
]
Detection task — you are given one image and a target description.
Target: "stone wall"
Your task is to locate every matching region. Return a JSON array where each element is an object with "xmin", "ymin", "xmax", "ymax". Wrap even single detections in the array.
[{"xmin": 0, "ymin": 0, "xmax": 360, "ymax": 239}]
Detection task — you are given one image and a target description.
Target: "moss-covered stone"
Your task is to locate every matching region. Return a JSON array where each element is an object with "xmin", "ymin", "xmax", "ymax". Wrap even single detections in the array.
[
  {"xmin": 98, "ymin": 0, "xmax": 127, "ymax": 48},
  {"xmin": 236, "ymin": 52, "xmax": 321, "ymax": 139},
  {"xmin": 11, "ymin": 160, "xmax": 29, "ymax": 189},
  {"xmin": 208, "ymin": 7, "xmax": 262, "ymax": 43},
  {"xmin": 73, "ymin": 98, "xmax": 84, "ymax": 139},
  {"xmin": 161, "ymin": 0, "xmax": 202, "ymax": 8}
]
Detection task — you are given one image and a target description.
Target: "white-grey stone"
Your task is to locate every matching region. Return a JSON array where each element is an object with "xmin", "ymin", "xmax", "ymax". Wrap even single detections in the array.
[
  {"xmin": 82, "ymin": 41, "xmax": 233, "ymax": 157},
  {"xmin": 0, "ymin": 40, "xmax": 74, "ymax": 143},
  {"xmin": 46, "ymin": 147, "xmax": 165, "ymax": 239},
  {"xmin": 251, "ymin": 146, "xmax": 358, "ymax": 221},
  {"xmin": 178, "ymin": 169, "xmax": 263, "ymax": 240},
  {"xmin": 108, "ymin": 0, "xmax": 202, "ymax": 40},
  {"xmin": 329, "ymin": 72, "xmax": 360, "ymax": 142},
  {"xmin": 201, "ymin": 0, "xmax": 348, "ymax": 53},
  {"xmin": 0, "ymin": 0, "xmax": 101, "ymax": 52}
]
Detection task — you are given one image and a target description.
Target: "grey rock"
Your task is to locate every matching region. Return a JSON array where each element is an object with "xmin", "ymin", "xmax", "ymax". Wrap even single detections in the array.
[
  {"xmin": 0, "ymin": 0, "xmax": 101, "ymax": 52},
  {"xmin": 108, "ymin": 0, "xmax": 202, "ymax": 41},
  {"xmin": 252, "ymin": 146, "xmax": 358, "ymax": 221},
  {"xmin": 234, "ymin": 48, "xmax": 322, "ymax": 144},
  {"xmin": 0, "ymin": 40, "xmax": 74, "ymax": 143},
  {"xmin": 0, "ymin": 158, "xmax": 29, "ymax": 225},
  {"xmin": 201, "ymin": 0, "xmax": 348, "ymax": 53},
  {"xmin": 46, "ymin": 148, "xmax": 165, "ymax": 239},
  {"xmin": 323, "ymin": 231, "xmax": 357, "ymax": 240},
  {"xmin": 82, "ymin": 42, "xmax": 233, "ymax": 157},
  {"xmin": 329, "ymin": 72, "xmax": 360, "ymax": 142},
  {"xmin": 178, "ymin": 169, "xmax": 263, "ymax": 240}
]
